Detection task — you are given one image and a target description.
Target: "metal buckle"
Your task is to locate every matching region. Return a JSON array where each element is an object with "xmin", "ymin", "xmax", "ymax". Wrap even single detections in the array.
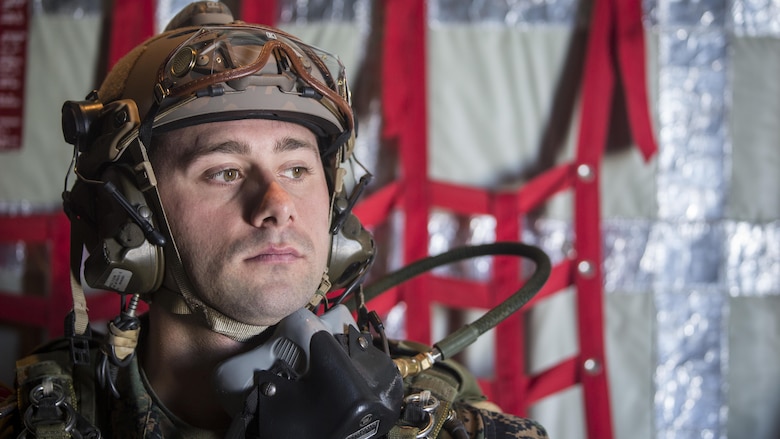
[{"xmin": 21, "ymin": 380, "xmax": 78, "ymax": 437}]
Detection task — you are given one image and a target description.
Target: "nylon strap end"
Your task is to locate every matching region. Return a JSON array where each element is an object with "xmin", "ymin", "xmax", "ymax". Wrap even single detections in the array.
[{"xmin": 66, "ymin": 272, "xmax": 92, "ymax": 366}]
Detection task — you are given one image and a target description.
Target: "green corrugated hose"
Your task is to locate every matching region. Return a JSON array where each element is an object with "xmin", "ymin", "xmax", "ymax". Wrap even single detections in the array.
[{"xmin": 358, "ymin": 242, "xmax": 551, "ymax": 364}]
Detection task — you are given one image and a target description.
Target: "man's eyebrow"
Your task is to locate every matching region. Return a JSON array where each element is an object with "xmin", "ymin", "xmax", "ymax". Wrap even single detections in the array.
[
  {"xmin": 275, "ymin": 136, "xmax": 319, "ymax": 154},
  {"xmin": 178, "ymin": 140, "xmax": 250, "ymax": 167}
]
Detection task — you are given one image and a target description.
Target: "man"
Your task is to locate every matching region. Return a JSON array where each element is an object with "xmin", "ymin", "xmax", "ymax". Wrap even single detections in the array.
[{"xmin": 0, "ymin": 2, "xmax": 547, "ymax": 438}]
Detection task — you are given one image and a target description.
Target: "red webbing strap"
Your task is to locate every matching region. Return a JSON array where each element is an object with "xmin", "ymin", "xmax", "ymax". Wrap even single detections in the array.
[
  {"xmin": 383, "ymin": 0, "xmax": 430, "ymax": 343},
  {"xmin": 353, "ymin": 181, "xmax": 401, "ymax": 228},
  {"xmin": 574, "ymin": 3, "xmax": 656, "ymax": 436},
  {"xmin": 427, "ymin": 277, "xmax": 491, "ymax": 309},
  {"xmin": 492, "ymin": 191, "xmax": 526, "ymax": 414},
  {"xmin": 487, "ymin": 161, "xmax": 580, "ymax": 414},
  {"xmin": 0, "ymin": 215, "xmax": 57, "ymax": 328},
  {"xmin": 0, "ymin": 214, "xmax": 73, "ymax": 336},
  {"xmin": 574, "ymin": 0, "xmax": 618, "ymax": 437},
  {"xmin": 526, "ymin": 356, "xmax": 580, "ymax": 404},
  {"xmin": 107, "ymin": 0, "xmax": 154, "ymax": 69},
  {"xmin": 363, "ymin": 286, "xmax": 400, "ymax": 318},
  {"xmin": 528, "ymin": 259, "xmax": 574, "ymax": 307},
  {"xmin": 522, "ymin": 261, "xmax": 578, "ymax": 405},
  {"xmin": 430, "ymin": 181, "xmax": 491, "ymax": 215},
  {"xmin": 240, "ymin": 0, "xmax": 278, "ymax": 25},
  {"xmin": 516, "ymin": 163, "xmax": 576, "ymax": 213},
  {"xmin": 614, "ymin": 0, "xmax": 658, "ymax": 161}
]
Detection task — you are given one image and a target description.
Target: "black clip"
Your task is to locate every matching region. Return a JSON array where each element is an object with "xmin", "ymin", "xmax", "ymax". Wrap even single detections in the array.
[{"xmin": 64, "ymin": 310, "xmax": 92, "ymax": 366}]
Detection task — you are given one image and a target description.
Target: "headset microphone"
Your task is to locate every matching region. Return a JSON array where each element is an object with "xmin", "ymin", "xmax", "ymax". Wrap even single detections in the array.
[
  {"xmin": 330, "ymin": 173, "xmax": 371, "ymax": 235},
  {"xmin": 102, "ymin": 181, "xmax": 166, "ymax": 247}
]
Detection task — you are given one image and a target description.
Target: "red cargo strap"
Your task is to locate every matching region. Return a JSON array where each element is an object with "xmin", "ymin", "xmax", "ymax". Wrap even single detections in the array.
[
  {"xmin": 240, "ymin": 0, "xmax": 278, "ymax": 26},
  {"xmin": 107, "ymin": 0, "xmax": 155, "ymax": 69}
]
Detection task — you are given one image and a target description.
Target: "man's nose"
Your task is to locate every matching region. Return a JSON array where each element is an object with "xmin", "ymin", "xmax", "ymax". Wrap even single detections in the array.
[{"xmin": 249, "ymin": 180, "xmax": 295, "ymax": 227}]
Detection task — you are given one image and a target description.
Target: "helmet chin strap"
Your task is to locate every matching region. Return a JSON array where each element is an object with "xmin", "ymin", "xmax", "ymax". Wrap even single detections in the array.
[
  {"xmin": 156, "ymin": 285, "xmax": 269, "ymax": 343},
  {"xmin": 154, "ymin": 264, "xmax": 333, "ymax": 343}
]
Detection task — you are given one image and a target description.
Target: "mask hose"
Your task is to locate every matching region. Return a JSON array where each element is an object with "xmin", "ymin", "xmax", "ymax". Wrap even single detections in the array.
[{"xmin": 355, "ymin": 241, "xmax": 551, "ymax": 376}]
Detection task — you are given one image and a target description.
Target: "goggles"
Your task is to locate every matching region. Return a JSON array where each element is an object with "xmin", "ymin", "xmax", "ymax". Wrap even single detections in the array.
[{"xmin": 152, "ymin": 24, "xmax": 353, "ymax": 136}]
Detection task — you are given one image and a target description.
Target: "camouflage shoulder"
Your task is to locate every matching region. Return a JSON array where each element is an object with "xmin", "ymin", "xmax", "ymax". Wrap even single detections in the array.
[
  {"xmin": 0, "ymin": 388, "xmax": 20, "ymax": 439},
  {"xmin": 0, "ymin": 335, "xmax": 107, "ymax": 438},
  {"xmin": 0, "ymin": 340, "xmax": 75, "ymax": 437},
  {"xmin": 453, "ymin": 402, "xmax": 548, "ymax": 439},
  {"xmin": 479, "ymin": 407, "xmax": 548, "ymax": 439}
]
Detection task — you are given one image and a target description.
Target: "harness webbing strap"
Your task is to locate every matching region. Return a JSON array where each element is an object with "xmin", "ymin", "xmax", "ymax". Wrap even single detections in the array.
[
  {"xmin": 408, "ymin": 371, "xmax": 459, "ymax": 402},
  {"xmin": 67, "ymin": 272, "xmax": 92, "ymax": 367},
  {"xmin": 69, "ymin": 272, "xmax": 89, "ymax": 337}
]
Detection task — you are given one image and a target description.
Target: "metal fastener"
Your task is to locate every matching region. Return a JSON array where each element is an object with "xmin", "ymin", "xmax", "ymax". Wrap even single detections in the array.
[
  {"xmin": 576, "ymin": 164, "xmax": 594, "ymax": 182},
  {"xmin": 583, "ymin": 358, "xmax": 602, "ymax": 375},
  {"xmin": 577, "ymin": 260, "xmax": 595, "ymax": 278},
  {"xmin": 260, "ymin": 382, "xmax": 277, "ymax": 397}
]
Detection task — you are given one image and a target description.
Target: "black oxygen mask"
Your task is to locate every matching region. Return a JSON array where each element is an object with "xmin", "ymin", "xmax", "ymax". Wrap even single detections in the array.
[{"xmin": 215, "ymin": 305, "xmax": 404, "ymax": 439}]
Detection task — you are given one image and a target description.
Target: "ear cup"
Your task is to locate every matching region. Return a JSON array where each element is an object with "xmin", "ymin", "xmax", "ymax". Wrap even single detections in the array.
[
  {"xmin": 328, "ymin": 212, "xmax": 375, "ymax": 290},
  {"xmin": 81, "ymin": 166, "xmax": 164, "ymax": 294}
]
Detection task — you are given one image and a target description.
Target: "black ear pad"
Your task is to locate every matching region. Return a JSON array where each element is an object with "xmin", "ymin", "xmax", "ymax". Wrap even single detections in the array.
[
  {"xmin": 328, "ymin": 212, "xmax": 375, "ymax": 290},
  {"xmin": 80, "ymin": 166, "xmax": 164, "ymax": 294}
]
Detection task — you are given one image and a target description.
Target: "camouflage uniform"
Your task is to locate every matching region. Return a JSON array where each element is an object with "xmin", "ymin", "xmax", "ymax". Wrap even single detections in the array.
[{"xmin": 0, "ymin": 337, "xmax": 547, "ymax": 439}]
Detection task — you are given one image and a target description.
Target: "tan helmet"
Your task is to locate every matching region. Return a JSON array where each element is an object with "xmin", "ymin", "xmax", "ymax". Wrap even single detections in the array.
[{"xmin": 61, "ymin": 1, "xmax": 374, "ymax": 341}]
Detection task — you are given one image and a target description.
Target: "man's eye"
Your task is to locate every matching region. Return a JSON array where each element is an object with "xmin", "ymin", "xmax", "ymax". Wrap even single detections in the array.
[
  {"xmin": 210, "ymin": 169, "xmax": 241, "ymax": 183},
  {"xmin": 286, "ymin": 166, "xmax": 310, "ymax": 179}
]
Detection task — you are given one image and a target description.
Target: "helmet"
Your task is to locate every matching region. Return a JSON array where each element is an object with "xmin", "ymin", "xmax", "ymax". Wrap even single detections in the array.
[{"xmin": 61, "ymin": 2, "xmax": 375, "ymax": 340}]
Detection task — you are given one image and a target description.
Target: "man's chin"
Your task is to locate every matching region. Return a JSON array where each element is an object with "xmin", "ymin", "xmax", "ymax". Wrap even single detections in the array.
[{"xmin": 221, "ymin": 292, "xmax": 313, "ymax": 324}]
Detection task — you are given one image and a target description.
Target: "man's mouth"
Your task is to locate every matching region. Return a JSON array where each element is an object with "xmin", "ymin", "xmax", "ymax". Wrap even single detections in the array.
[{"xmin": 245, "ymin": 245, "xmax": 302, "ymax": 263}]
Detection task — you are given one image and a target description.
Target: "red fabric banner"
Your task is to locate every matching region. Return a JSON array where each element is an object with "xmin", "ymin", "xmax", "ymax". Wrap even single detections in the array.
[{"xmin": 0, "ymin": 0, "xmax": 29, "ymax": 151}]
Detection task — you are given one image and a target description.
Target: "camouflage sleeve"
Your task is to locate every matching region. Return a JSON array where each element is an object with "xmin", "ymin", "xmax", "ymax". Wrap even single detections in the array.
[
  {"xmin": 452, "ymin": 402, "xmax": 549, "ymax": 439},
  {"xmin": 0, "ymin": 394, "xmax": 20, "ymax": 439}
]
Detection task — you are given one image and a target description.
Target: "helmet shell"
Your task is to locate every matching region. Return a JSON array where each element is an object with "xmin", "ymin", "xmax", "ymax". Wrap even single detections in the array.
[{"xmin": 97, "ymin": 22, "xmax": 353, "ymax": 157}]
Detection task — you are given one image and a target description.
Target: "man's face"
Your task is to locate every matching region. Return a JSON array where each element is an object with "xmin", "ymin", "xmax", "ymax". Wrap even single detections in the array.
[{"xmin": 154, "ymin": 119, "xmax": 332, "ymax": 326}]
